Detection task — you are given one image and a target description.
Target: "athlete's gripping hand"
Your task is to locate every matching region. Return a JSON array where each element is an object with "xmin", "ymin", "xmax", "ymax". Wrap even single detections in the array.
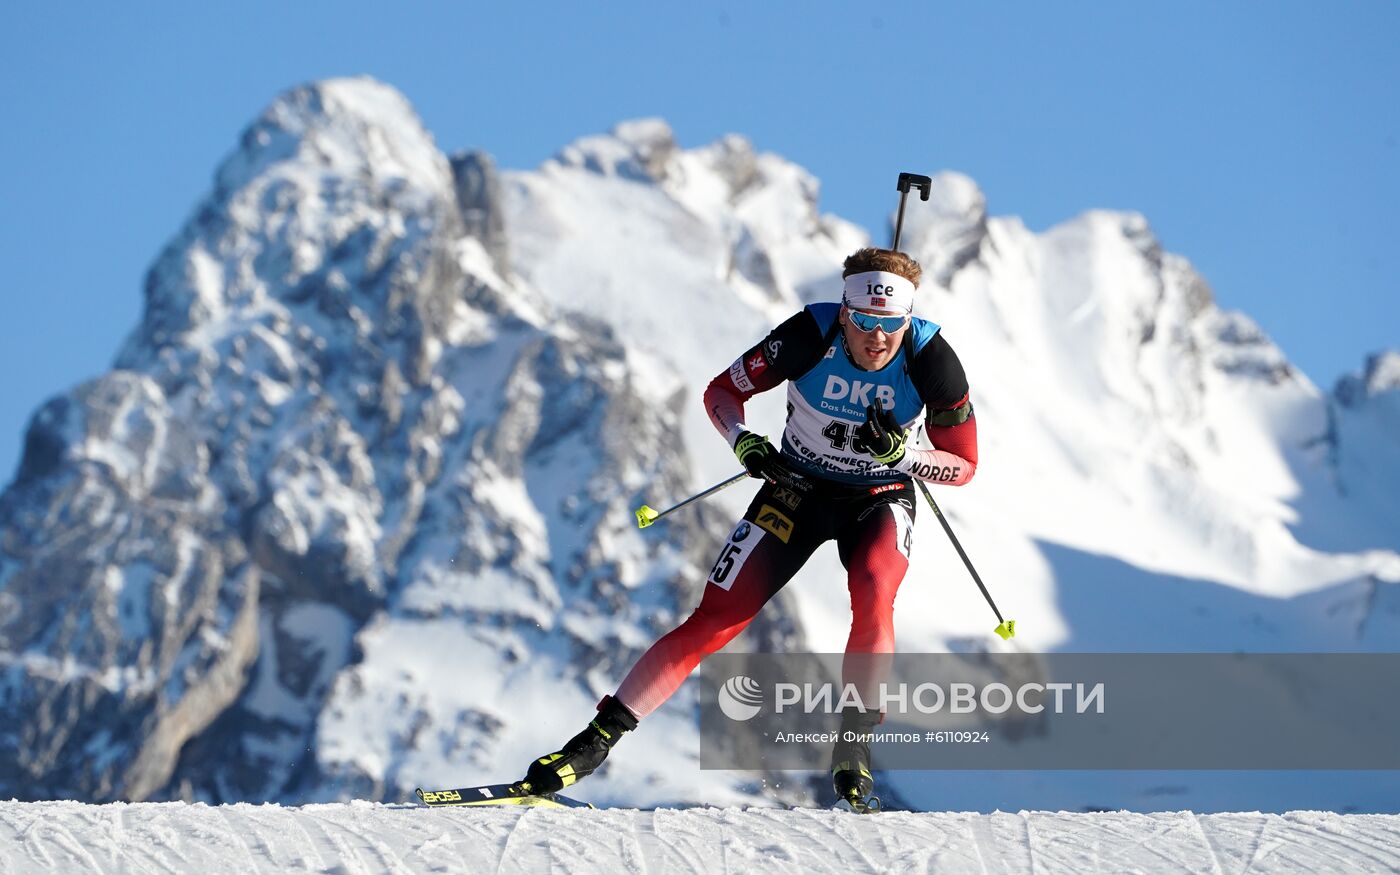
[
  {"xmin": 734, "ymin": 431, "xmax": 785, "ymax": 483},
  {"xmin": 856, "ymin": 403, "xmax": 907, "ymax": 466}
]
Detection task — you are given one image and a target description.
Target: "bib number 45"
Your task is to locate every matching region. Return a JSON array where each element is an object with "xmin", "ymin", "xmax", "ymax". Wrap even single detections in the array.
[{"xmin": 821, "ymin": 420, "xmax": 871, "ymax": 454}]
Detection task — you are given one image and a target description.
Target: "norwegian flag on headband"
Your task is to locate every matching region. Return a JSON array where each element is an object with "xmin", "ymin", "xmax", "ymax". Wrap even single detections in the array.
[{"xmin": 870, "ymin": 297, "xmax": 887, "ymax": 307}]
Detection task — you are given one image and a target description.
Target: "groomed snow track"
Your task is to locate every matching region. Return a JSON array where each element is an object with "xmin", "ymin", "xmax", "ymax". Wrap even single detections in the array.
[{"xmin": 2, "ymin": 802, "xmax": 1397, "ymax": 873}]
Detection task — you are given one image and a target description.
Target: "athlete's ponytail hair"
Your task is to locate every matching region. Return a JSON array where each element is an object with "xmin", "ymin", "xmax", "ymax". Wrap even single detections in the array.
[{"xmin": 842, "ymin": 248, "xmax": 922, "ymax": 288}]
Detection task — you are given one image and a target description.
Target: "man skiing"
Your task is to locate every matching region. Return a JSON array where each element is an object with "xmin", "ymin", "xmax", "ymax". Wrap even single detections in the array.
[{"xmin": 519, "ymin": 247, "xmax": 978, "ymax": 809}]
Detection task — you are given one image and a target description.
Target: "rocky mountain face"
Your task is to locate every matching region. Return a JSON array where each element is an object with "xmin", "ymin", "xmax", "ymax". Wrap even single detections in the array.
[
  {"xmin": 1, "ymin": 77, "xmax": 1395, "ymax": 808},
  {"xmin": 0, "ymin": 79, "xmax": 754, "ymax": 804}
]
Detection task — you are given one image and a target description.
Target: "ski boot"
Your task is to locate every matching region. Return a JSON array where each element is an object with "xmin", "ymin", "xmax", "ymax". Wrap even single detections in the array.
[
  {"xmin": 830, "ymin": 708, "xmax": 883, "ymax": 813},
  {"xmin": 518, "ymin": 695, "xmax": 638, "ymax": 795}
]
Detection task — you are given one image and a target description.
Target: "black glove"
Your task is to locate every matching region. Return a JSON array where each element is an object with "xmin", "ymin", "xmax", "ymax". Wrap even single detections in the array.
[
  {"xmin": 733, "ymin": 431, "xmax": 786, "ymax": 483},
  {"xmin": 855, "ymin": 403, "xmax": 907, "ymax": 466}
]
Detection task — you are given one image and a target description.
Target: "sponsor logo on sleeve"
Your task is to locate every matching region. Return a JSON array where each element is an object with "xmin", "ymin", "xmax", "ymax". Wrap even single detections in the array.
[
  {"xmin": 729, "ymin": 358, "xmax": 755, "ymax": 393},
  {"xmin": 766, "ymin": 339, "xmax": 783, "ymax": 360},
  {"xmin": 747, "ymin": 352, "xmax": 768, "ymax": 376}
]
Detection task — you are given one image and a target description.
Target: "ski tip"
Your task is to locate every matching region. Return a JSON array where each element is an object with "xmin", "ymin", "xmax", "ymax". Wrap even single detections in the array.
[
  {"xmin": 994, "ymin": 619, "xmax": 1016, "ymax": 640},
  {"xmin": 634, "ymin": 505, "xmax": 659, "ymax": 529},
  {"xmin": 414, "ymin": 788, "xmax": 426, "ymax": 801}
]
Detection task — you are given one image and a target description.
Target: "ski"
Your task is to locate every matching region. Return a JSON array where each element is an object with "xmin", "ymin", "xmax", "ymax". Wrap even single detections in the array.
[{"xmin": 414, "ymin": 783, "xmax": 595, "ymax": 810}]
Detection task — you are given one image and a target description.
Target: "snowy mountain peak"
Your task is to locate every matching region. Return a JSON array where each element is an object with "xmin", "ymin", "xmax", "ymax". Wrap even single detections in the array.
[
  {"xmin": 549, "ymin": 118, "xmax": 824, "ymax": 234},
  {"xmin": 553, "ymin": 117, "xmax": 679, "ymax": 183},
  {"xmin": 923, "ymin": 171, "xmax": 987, "ymax": 225},
  {"xmin": 899, "ymin": 171, "xmax": 989, "ymax": 287},
  {"xmin": 2, "ymin": 79, "xmax": 720, "ymax": 805},
  {"xmin": 1332, "ymin": 349, "xmax": 1400, "ymax": 469},
  {"xmin": 687, "ymin": 133, "xmax": 760, "ymax": 200},
  {"xmin": 118, "ymin": 75, "xmax": 468, "ymax": 382},
  {"xmin": 1336, "ymin": 349, "xmax": 1400, "ymax": 407},
  {"xmin": 217, "ymin": 77, "xmax": 450, "ymax": 198}
]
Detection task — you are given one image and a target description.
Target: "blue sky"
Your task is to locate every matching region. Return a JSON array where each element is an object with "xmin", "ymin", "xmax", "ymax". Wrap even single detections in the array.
[{"xmin": 2, "ymin": 2, "xmax": 1396, "ymax": 481}]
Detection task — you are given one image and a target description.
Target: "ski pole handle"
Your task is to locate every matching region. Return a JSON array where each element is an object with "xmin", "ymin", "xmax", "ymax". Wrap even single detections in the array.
[
  {"xmin": 635, "ymin": 472, "xmax": 748, "ymax": 529},
  {"xmin": 892, "ymin": 172, "xmax": 933, "ymax": 251}
]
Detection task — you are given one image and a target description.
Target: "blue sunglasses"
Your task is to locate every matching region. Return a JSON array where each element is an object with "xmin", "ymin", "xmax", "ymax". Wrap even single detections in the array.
[{"xmin": 847, "ymin": 310, "xmax": 909, "ymax": 333}]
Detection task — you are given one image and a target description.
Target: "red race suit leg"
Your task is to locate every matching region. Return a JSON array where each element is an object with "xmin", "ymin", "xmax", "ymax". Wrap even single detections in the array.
[
  {"xmin": 835, "ymin": 492, "xmax": 915, "ymax": 708},
  {"xmin": 616, "ymin": 491, "xmax": 820, "ymax": 719}
]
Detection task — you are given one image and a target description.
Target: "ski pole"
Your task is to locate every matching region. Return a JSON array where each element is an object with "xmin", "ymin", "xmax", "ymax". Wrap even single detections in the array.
[
  {"xmin": 891, "ymin": 172, "xmax": 932, "ymax": 252},
  {"xmin": 915, "ymin": 479, "xmax": 1016, "ymax": 640},
  {"xmin": 634, "ymin": 472, "xmax": 748, "ymax": 529},
  {"xmin": 888, "ymin": 172, "xmax": 1012, "ymax": 637}
]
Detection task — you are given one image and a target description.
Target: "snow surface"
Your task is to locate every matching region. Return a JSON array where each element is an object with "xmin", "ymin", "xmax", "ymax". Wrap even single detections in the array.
[{"xmin": 1, "ymin": 802, "xmax": 1396, "ymax": 874}]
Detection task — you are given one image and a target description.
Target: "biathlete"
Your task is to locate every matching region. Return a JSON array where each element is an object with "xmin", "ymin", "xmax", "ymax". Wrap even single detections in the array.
[{"xmin": 518, "ymin": 247, "xmax": 978, "ymax": 808}]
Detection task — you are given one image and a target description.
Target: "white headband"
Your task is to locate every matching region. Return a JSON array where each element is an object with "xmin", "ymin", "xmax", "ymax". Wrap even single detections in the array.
[{"xmin": 841, "ymin": 271, "xmax": 915, "ymax": 314}]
